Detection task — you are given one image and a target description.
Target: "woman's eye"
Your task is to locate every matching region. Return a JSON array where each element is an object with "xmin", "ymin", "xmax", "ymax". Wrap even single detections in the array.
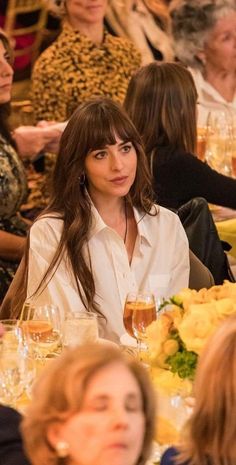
[
  {"xmin": 94, "ymin": 151, "xmax": 107, "ymax": 159},
  {"xmin": 221, "ymin": 33, "xmax": 231, "ymax": 41},
  {"xmin": 122, "ymin": 144, "xmax": 132, "ymax": 153},
  {"xmin": 125, "ymin": 400, "xmax": 142, "ymax": 412}
]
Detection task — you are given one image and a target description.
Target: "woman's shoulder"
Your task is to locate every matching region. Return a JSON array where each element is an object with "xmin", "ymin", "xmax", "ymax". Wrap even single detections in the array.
[
  {"xmin": 30, "ymin": 213, "xmax": 63, "ymax": 236},
  {"xmin": 139, "ymin": 204, "xmax": 180, "ymax": 227}
]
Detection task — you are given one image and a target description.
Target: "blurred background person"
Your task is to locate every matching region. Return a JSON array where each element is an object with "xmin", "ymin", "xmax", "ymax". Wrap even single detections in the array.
[
  {"xmin": 0, "ymin": 29, "xmax": 61, "ymax": 304},
  {"xmin": 106, "ymin": 0, "xmax": 174, "ymax": 64},
  {"xmin": 31, "ymin": 0, "xmax": 141, "ymax": 123},
  {"xmin": 161, "ymin": 314, "xmax": 236, "ymax": 465},
  {"xmin": 22, "ymin": 344, "xmax": 156, "ymax": 465},
  {"xmin": 124, "ymin": 62, "xmax": 236, "ymax": 211},
  {"xmin": 169, "ymin": 0, "xmax": 236, "ymax": 126}
]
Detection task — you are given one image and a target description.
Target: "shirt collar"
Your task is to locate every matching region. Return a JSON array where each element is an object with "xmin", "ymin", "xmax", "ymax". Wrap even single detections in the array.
[
  {"xmin": 89, "ymin": 200, "xmax": 157, "ymax": 247},
  {"xmin": 190, "ymin": 68, "xmax": 236, "ymax": 106}
]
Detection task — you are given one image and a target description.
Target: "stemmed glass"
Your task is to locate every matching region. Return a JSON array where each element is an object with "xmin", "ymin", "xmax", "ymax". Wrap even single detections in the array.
[
  {"xmin": 205, "ymin": 111, "xmax": 234, "ymax": 176},
  {"xmin": 21, "ymin": 304, "xmax": 63, "ymax": 361},
  {"xmin": 124, "ymin": 292, "xmax": 156, "ymax": 357},
  {"xmin": 0, "ymin": 322, "xmax": 36, "ymax": 407}
]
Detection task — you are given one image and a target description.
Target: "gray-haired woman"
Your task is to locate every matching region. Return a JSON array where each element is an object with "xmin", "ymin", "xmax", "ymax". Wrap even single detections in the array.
[{"xmin": 169, "ymin": 0, "xmax": 236, "ymax": 126}]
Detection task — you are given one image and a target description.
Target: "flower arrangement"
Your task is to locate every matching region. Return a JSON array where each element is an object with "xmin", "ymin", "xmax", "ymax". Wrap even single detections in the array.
[{"xmin": 147, "ymin": 281, "xmax": 236, "ymax": 388}]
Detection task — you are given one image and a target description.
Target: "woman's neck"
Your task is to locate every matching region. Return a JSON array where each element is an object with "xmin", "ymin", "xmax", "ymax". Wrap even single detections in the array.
[
  {"xmin": 66, "ymin": 18, "xmax": 104, "ymax": 45},
  {"xmin": 203, "ymin": 66, "xmax": 236, "ymax": 102},
  {"xmin": 92, "ymin": 195, "xmax": 126, "ymax": 227}
]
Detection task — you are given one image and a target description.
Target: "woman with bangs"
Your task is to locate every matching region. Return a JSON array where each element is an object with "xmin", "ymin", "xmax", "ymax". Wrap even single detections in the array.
[{"xmin": 5, "ymin": 98, "xmax": 189, "ymax": 342}]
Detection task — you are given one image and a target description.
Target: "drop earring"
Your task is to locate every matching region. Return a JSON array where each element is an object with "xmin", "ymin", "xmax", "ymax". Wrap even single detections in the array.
[
  {"xmin": 79, "ymin": 172, "xmax": 86, "ymax": 186},
  {"xmin": 55, "ymin": 440, "xmax": 69, "ymax": 458}
]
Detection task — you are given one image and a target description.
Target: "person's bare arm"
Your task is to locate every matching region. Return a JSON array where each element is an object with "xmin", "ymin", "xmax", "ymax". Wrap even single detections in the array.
[
  {"xmin": 0, "ymin": 230, "xmax": 25, "ymax": 261},
  {"xmin": 12, "ymin": 125, "xmax": 63, "ymax": 160}
]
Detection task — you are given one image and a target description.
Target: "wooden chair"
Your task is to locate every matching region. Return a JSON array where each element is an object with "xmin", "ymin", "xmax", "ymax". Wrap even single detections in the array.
[{"xmin": 4, "ymin": 0, "xmax": 48, "ymax": 68}]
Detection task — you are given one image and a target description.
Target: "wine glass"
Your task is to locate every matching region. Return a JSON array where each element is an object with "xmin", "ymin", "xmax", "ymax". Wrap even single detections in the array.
[
  {"xmin": 131, "ymin": 292, "xmax": 157, "ymax": 357},
  {"xmin": 21, "ymin": 304, "xmax": 63, "ymax": 361},
  {"xmin": 205, "ymin": 111, "xmax": 234, "ymax": 176},
  {"xmin": 123, "ymin": 292, "xmax": 138, "ymax": 338}
]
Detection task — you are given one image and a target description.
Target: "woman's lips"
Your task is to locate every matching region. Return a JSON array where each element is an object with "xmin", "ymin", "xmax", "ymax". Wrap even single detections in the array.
[
  {"xmin": 110, "ymin": 176, "xmax": 128, "ymax": 185},
  {"xmin": 106, "ymin": 442, "xmax": 128, "ymax": 449},
  {"xmin": 0, "ymin": 83, "xmax": 12, "ymax": 91}
]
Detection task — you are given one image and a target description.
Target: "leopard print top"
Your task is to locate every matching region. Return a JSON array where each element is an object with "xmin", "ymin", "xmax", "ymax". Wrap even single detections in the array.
[{"xmin": 31, "ymin": 23, "xmax": 141, "ymax": 122}]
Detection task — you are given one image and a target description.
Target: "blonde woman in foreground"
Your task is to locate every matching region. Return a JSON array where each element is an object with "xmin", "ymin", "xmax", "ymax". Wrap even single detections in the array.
[
  {"xmin": 21, "ymin": 344, "xmax": 156, "ymax": 465},
  {"xmin": 161, "ymin": 314, "xmax": 236, "ymax": 465}
]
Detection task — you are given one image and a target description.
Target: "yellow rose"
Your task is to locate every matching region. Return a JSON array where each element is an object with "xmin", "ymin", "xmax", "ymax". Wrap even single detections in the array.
[
  {"xmin": 173, "ymin": 288, "xmax": 197, "ymax": 311},
  {"xmin": 163, "ymin": 339, "xmax": 179, "ymax": 356},
  {"xmin": 151, "ymin": 367, "xmax": 192, "ymax": 396},
  {"xmin": 215, "ymin": 298, "xmax": 236, "ymax": 319},
  {"xmin": 178, "ymin": 303, "xmax": 218, "ymax": 354}
]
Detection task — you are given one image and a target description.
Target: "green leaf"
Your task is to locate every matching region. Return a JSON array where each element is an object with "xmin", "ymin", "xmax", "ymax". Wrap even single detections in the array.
[{"xmin": 166, "ymin": 350, "xmax": 198, "ymax": 380}]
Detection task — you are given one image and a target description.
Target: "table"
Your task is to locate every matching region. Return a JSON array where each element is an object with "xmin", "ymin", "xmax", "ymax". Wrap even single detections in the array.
[{"xmin": 212, "ymin": 207, "xmax": 236, "ymax": 259}]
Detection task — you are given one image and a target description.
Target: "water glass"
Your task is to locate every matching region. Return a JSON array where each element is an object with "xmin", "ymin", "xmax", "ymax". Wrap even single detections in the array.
[{"xmin": 63, "ymin": 312, "xmax": 98, "ymax": 347}]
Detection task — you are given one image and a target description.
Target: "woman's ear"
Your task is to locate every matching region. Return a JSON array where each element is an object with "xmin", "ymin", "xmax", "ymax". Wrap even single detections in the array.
[
  {"xmin": 46, "ymin": 422, "xmax": 64, "ymax": 448},
  {"xmin": 47, "ymin": 422, "xmax": 70, "ymax": 459},
  {"xmin": 196, "ymin": 50, "xmax": 206, "ymax": 66}
]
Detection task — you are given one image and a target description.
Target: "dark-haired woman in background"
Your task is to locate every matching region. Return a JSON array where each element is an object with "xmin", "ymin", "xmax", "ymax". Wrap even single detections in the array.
[
  {"xmin": 124, "ymin": 62, "xmax": 236, "ymax": 211},
  {"xmin": 0, "ymin": 30, "xmax": 62, "ymax": 304}
]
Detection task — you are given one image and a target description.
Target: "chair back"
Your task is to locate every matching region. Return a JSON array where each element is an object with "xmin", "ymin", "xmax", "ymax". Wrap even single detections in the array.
[
  {"xmin": 4, "ymin": 0, "xmax": 48, "ymax": 66},
  {"xmin": 178, "ymin": 197, "xmax": 235, "ymax": 285}
]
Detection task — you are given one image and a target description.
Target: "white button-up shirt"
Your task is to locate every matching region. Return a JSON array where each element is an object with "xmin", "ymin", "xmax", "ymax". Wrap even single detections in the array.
[
  {"xmin": 190, "ymin": 68, "xmax": 236, "ymax": 126},
  {"xmin": 27, "ymin": 204, "xmax": 189, "ymax": 341}
]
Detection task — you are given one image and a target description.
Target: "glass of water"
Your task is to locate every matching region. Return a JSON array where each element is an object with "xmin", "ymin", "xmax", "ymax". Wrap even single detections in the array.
[{"xmin": 63, "ymin": 311, "xmax": 99, "ymax": 348}]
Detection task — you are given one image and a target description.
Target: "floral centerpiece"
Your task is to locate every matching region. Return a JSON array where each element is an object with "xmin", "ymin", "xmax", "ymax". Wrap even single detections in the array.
[{"xmin": 147, "ymin": 280, "xmax": 236, "ymax": 396}]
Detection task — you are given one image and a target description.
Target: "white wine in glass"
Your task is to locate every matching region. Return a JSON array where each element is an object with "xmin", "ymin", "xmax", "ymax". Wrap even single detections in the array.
[
  {"xmin": 21, "ymin": 304, "xmax": 62, "ymax": 359},
  {"xmin": 131, "ymin": 292, "xmax": 156, "ymax": 356}
]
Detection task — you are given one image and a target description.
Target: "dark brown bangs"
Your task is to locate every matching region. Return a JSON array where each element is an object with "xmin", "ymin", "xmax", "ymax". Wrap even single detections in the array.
[{"xmin": 77, "ymin": 98, "xmax": 142, "ymax": 155}]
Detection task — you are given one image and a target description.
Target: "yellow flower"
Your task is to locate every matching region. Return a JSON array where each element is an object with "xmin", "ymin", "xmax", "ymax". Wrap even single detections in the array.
[
  {"xmin": 163, "ymin": 339, "xmax": 179, "ymax": 356},
  {"xmin": 178, "ymin": 303, "xmax": 218, "ymax": 354},
  {"xmin": 215, "ymin": 298, "xmax": 236, "ymax": 319}
]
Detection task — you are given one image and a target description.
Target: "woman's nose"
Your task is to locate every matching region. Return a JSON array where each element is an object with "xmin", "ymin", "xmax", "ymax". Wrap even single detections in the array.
[
  {"xmin": 110, "ymin": 154, "xmax": 123, "ymax": 171},
  {"xmin": 1, "ymin": 60, "xmax": 13, "ymax": 78},
  {"xmin": 111, "ymin": 407, "xmax": 129, "ymax": 428}
]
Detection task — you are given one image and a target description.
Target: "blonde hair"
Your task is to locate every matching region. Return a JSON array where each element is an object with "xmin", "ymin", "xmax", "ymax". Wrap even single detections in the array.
[
  {"xmin": 21, "ymin": 344, "xmax": 156, "ymax": 465},
  {"xmin": 177, "ymin": 315, "xmax": 236, "ymax": 465}
]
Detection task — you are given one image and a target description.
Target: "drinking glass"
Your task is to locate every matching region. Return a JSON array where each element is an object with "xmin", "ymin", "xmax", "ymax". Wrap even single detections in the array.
[
  {"xmin": 0, "ymin": 323, "xmax": 36, "ymax": 407},
  {"xmin": 0, "ymin": 320, "xmax": 22, "ymax": 350},
  {"xmin": 130, "ymin": 292, "xmax": 156, "ymax": 356},
  {"xmin": 63, "ymin": 311, "xmax": 99, "ymax": 347},
  {"xmin": 123, "ymin": 292, "xmax": 138, "ymax": 338},
  {"xmin": 205, "ymin": 111, "xmax": 234, "ymax": 176},
  {"xmin": 197, "ymin": 126, "xmax": 207, "ymax": 161},
  {"xmin": 21, "ymin": 304, "xmax": 63, "ymax": 360}
]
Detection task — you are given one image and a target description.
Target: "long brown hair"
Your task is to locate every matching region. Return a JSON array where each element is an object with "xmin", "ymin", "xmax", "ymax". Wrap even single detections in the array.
[
  {"xmin": 9, "ymin": 98, "xmax": 155, "ymax": 317},
  {"xmin": 177, "ymin": 315, "xmax": 236, "ymax": 465},
  {"xmin": 124, "ymin": 62, "xmax": 198, "ymax": 158}
]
